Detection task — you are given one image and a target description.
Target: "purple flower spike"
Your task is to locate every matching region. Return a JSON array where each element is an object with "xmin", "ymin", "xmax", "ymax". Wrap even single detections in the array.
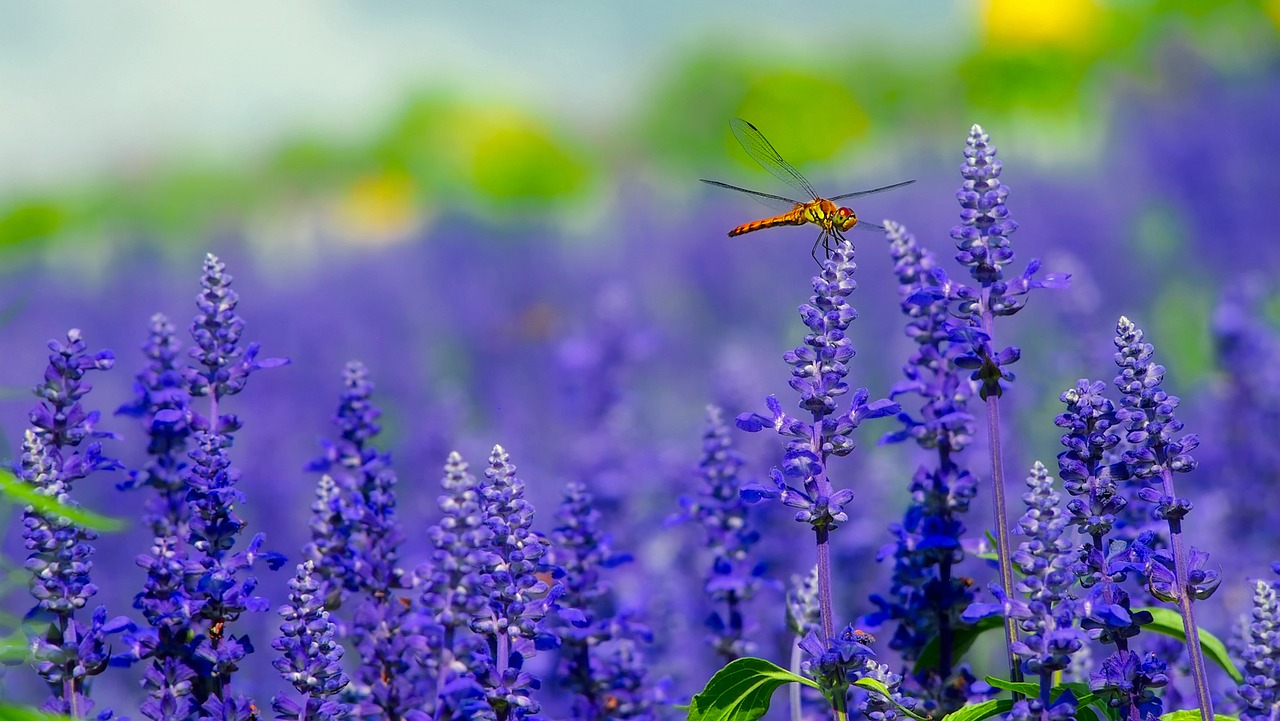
[
  {"xmin": 270, "ymin": 561, "xmax": 351, "ymax": 721},
  {"xmin": 676, "ymin": 405, "xmax": 766, "ymax": 661},
  {"xmin": 21, "ymin": 331, "xmax": 128, "ymax": 718},
  {"xmin": 1238, "ymin": 571, "xmax": 1280, "ymax": 721},
  {"xmin": 184, "ymin": 252, "xmax": 288, "ymax": 430},
  {"xmin": 117, "ymin": 313, "xmax": 194, "ymax": 541}
]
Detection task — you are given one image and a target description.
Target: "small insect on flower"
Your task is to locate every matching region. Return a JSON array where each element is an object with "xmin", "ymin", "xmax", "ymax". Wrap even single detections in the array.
[{"xmin": 701, "ymin": 117, "xmax": 914, "ymax": 264}]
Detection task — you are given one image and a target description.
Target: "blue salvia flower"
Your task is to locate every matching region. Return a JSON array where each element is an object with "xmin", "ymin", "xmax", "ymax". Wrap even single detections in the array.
[
  {"xmin": 736, "ymin": 239, "xmax": 898, "ymax": 646},
  {"xmin": 117, "ymin": 313, "xmax": 193, "ymax": 540},
  {"xmin": 1238, "ymin": 566, "xmax": 1280, "ymax": 721},
  {"xmin": 1112, "ymin": 316, "xmax": 1216, "ymax": 718},
  {"xmin": 871, "ymin": 221, "xmax": 979, "ymax": 712},
  {"xmin": 20, "ymin": 331, "xmax": 132, "ymax": 719},
  {"xmin": 1090, "ymin": 650, "xmax": 1169, "ymax": 721},
  {"xmin": 307, "ymin": 361, "xmax": 421, "ymax": 720},
  {"xmin": 550, "ymin": 481, "xmax": 661, "ymax": 721},
  {"xmin": 797, "ymin": 624, "xmax": 877, "ymax": 714},
  {"xmin": 1008, "ymin": 462, "xmax": 1084, "ymax": 703},
  {"xmin": 178, "ymin": 254, "xmax": 287, "ymax": 715},
  {"xmin": 675, "ymin": 405, "xmax": 766, "ymax": 662},
  {"xmin": 271, "ymin": 560, "xmax": 351, "ymax": 721},
  {"xmin": 184, "ymin": 253, "xmax": 287, "ymax": 430},
  {"xmin": 471, "ymin": 445, "xmax": 557, "ymax": 719},
  {"xmin": 419, "ymin": 451, "xmax": 492, "ymax": 718}
]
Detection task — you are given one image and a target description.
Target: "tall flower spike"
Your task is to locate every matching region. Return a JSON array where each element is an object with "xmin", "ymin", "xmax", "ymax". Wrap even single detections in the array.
[
  {"xmin": 117, "ymin": 313, "xmax": 193, "ymax": 541},
  {"xmin": 307, "ymin": 361, "xmax": 420, "ymax": 720},
  {"xmin": 1238, "ymin": 569, "xmax": 1280, "ymax": 721},
  {"xmin": 21, "ymin": 331, "xmax": 132, "ymax": 719},
  {"xmin": 676, "ymin": 405, "xmax": 766, "ymax": 662},
  {"xmin": 271, "ymin": 561, "xmax": 351, "ymax": 721},
  {"xmin": 737, "ymin": 239, "xmax": 898, "ymax": 647},
  {"xmin": 1007, "ymin": 462, "xmax": 1084, "ymax": 683},
  {"xmin": 471, "ymin": 445, "xmax": 555, "ymax": 719},
  {"xmin": 1113, "ymin": 316, "xmax": 1215, "ymax": 720},
  {"xmin": 937, "ymin": 126, "xmax": 1066, "ymax": 687},
  {"xmin": 871, "ymin": 221, "xmax": 979, "ymax": 713},
  {"xmin": 419, "ymin": 451, "xmax": 493, "ymax": 719}
]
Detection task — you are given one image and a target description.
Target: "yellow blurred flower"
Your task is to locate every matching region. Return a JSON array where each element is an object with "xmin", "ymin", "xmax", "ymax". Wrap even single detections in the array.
[
  {"xmin": 335, "ymin": 171, "xmax": 420, "ymax": 245},
  {"xmin": 980, "ymin": 0, "xmax": 1101, "ymax": 50}
]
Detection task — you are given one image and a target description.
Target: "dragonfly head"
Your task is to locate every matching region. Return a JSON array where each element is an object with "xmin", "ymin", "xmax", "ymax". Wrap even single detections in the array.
[{"xmin": 833, "ymin": 206, "xmax": 857, "ymax": 232}]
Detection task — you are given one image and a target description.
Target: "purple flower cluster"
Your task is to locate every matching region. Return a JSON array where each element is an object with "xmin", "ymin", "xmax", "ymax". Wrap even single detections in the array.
[
  {"xmin": 1238, "ymin": 565, "xmax": 1280, "ymax": 721},
  {"xmin": 675, "ymin": 405, "xmax": 766, "ymax": 662},
  {"xmin": 270, "ymin": 560, "xmax": 351, "ymax": 721},
  {"xmin": 19, "ymin": 330, "xmax": 130, "ymax": 719},
  {"xmin": 869, "ymin": 220, "xmax": 979, "ymax": 713}
]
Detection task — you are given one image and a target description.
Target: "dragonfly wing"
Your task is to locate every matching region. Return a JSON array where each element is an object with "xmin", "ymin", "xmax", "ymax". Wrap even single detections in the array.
[
  {"xmin": 852, "ymin": 220, "xmax": 887, "ymax": 232},
  {"xmin": 700, "ymin": 178, "xmax": 801, "ymax": 212},
  {"xmin": 828, "ymin": 179, "xmax": 916, "ymax": 201},
  {"xmin": 729, "ymin": 118, "xmax": 821, "ymax": 201}
]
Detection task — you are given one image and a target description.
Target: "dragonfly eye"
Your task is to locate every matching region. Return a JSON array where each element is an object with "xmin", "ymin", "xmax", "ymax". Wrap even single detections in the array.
[{"xmin": 836, "ymin": 207, "xmax": 853, "ymax": 219}]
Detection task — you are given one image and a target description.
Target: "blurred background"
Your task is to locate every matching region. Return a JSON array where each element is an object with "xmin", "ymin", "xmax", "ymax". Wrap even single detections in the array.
[{"xmin": 1, "ymin": 0, "xmax": 1278, "ymax": 714}]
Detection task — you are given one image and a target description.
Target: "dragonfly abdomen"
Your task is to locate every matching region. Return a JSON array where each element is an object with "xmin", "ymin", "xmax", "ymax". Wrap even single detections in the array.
[{"xmin": 728, "ymin": 207, "xmax": 807, "ymax": 237}]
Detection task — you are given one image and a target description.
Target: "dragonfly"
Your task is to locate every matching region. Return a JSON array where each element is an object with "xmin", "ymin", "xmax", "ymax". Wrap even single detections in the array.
[{"xmin": 701, "ymin": 118, "xmax": 914, "ymax": 264}]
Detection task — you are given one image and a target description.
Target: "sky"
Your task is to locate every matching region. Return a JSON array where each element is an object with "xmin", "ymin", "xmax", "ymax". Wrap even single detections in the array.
[{"xmin": 0, "ymin": 1, "xmax": 970, "ymax": 195}]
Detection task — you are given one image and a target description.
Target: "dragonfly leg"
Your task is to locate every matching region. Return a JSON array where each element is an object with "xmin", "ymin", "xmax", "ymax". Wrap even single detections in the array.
[{"xmin": 810, "ymin": 231, "xmax": 825, "ymax": 266}]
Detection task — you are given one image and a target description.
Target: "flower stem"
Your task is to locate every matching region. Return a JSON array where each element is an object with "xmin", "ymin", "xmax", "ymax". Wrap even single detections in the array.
[
  {"xmin": 1158, "ymin": 469, "xmax": 1214, "ymax": 721},
  {"xmin": 980, "ymin": 310, "xmax": 1021, "ymax": 688}
]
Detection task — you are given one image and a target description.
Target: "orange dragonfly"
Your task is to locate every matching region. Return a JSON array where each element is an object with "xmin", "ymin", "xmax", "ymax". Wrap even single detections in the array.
[{"xmin": 701, "ymin": 118, "xmax": 914, "ymax": 263}]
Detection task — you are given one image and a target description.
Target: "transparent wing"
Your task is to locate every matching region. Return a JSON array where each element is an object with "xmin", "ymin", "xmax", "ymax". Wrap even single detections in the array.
[
  {"xmin": 851, "ymin": 220, "xmax": 887, "ymax": 233},
  {"xmin": 829, "ymin": 179, "xmax": 916, "ymax": 201},
  {"xmin": 699, "ymin": 178, "xmax": 801, "ymax": 213},
  {"xmin": 729, "ymin": 118, "xmax": 820, "ymax": 201}
]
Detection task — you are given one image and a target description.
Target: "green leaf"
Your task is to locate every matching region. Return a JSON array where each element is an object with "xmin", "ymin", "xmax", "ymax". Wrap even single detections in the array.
[
  {"xmin": 0, "ymin": 471, "xmax": 123, "ymax": 533},
  {"xmin": 1158, "ymin": 711, "xmax": 1238, "ymax": 721},
  {"xmin": 0, "ymin": 704, "xmax": 76, "ymax": 721},
  {"xmin": 985, "ymin": 676, "xmax": 1040, "ymax": 697},
  {"xmin": 914, "ymin": 616, "xmax": 1005, "ymax": 676},
  {"xmin": 941, "ymin": 699, "xmax": 1015, "ymax": 721},
  {"xmin": 851, "ymin": 677, "xmax": 930, "ymax": 721},
  {"xmin": 686, "ymin": 657, "xmax": 819, "ymax": 721},
  {"xmin": 1138, "ymin": 607, "xmax": 1244, "ymax": 685}
]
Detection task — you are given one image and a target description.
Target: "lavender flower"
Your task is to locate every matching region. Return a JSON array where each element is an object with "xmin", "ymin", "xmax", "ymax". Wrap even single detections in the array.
[
  {"xmin": 550, "ymin": 481, "xmax": 660, "ymax": 721},
  {"xmin": 1090, "ymin": 651, "xmax": 1169, "ymax": 721},
  {"xmin": 927, "ymin": 125, "xmax": 1067, "ymax": 686},
  {"xmin": 177, "ymin": 254, "xmax": 287, "ymax": 715},
  {"xmin": 871, "ymin": 221, "xmax": 979, "ymax": 712},
  {"xmin": 307, "ymin": 362, "xmax": 421, "ymax": 720},
  {"xmin": 418, "ymin": 451, "xmax": 492, "ymax": 717},
  {"xmin": 1008, "ymin": 462, "xmax": 1084, "ymax": 695},
  {"xmin": 737, "ymin": 239, "xmax": 898, "ymax": 642},
  {"xmin": 21, "ymin": 331, "xmax": 131, "ymax": 719},
  {"xmin": 1238, "ymin": 568, "xmax": 1280, "ymax": 721},
  {"xmin": 471, "ymin": 445, "xmax": 556, "ymax": 719},
  {"xmin": 117, "ymin": 313, "xmax": 193, "ymax": 540},
  {"xmin": 271, "ymin": 561, "xmax": 351, "ymax": 721},
  {"xmin": 676, "ymin": 405, "xmax": 765, "ymax": 662},
  {"xmin": 1112, "ymin": 316, "xmax": 1215, "ymax": 719}
]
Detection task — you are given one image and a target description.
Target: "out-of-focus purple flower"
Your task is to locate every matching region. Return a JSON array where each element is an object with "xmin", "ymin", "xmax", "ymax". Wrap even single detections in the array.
[
  {"xmin": 1089, "ymin": 650, "xmax": 1169, "ymax": 721},
  {"xmin": 20, "ymin": 331, "xmax": 131, "ymax": 718},
  {"xmin": 117, "ymin": 313, "xmax": 193, "ymax": 540},
  {"xmin": 736, "ymin": 240, "xmax": 898, "ymax": 532},
  {"xmin": 307, "ymin": 361, "xmax": 422, "ymax": 720},
  {"xmin": 1238, "ymin": 568, "xmax": 1280, "ymax": 721},
  {"xmin": 1008, "ymin": 462, "xmax": 1085, "ymax": 680},
  {"xmin": 870, "ymin": 221, "xmax": 978, "ymax": 713},
  {"xmin": 674, "ymin": 405, "xmax": 766, "ymax": 661},
  {"xmin": 270, "ymin": 560, "xmax": 351, "ymax": 721},
  {"xmin": 549, "ymin": 481, "xmax": 661, "ymax": 721}
]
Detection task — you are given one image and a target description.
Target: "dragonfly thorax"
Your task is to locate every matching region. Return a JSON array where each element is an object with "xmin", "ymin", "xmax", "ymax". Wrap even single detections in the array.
[{"xmin": 806, "ymin": 199, "xmax": 858, "ymax": 232}]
